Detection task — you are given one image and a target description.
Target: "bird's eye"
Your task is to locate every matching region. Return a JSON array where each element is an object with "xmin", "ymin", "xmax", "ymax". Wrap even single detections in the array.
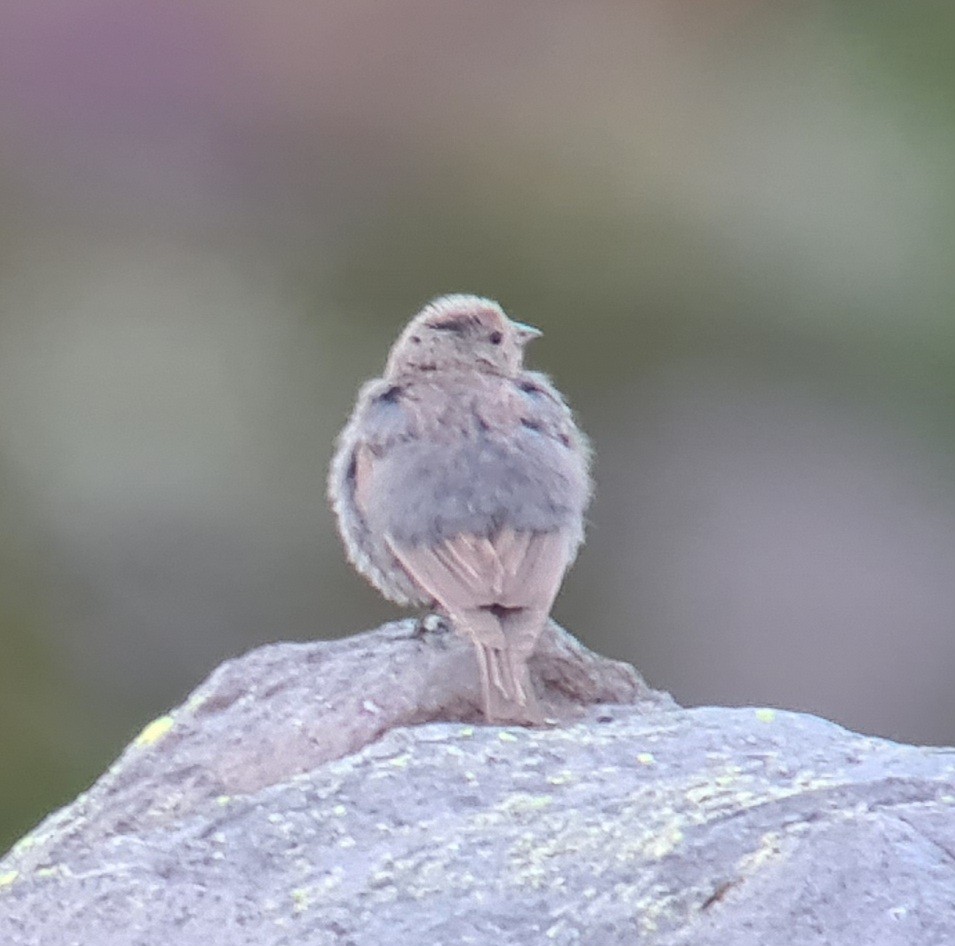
[{"xmin": 489, "ymin": 331, "xmax": 503, "ymax": 345}]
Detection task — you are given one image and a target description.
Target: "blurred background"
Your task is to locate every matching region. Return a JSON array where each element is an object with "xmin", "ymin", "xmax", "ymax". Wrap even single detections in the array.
[{"xmin": 2, "ymin": 0, "xmax": 955, "ymax": 851}]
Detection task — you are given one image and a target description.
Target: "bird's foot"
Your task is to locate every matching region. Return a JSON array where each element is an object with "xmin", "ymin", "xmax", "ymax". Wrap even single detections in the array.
[{"xmin": 413, "ymin": 612, "xmax": 451, "ymax": 638}]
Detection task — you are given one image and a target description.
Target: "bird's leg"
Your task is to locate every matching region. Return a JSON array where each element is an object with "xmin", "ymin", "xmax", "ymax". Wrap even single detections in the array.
[{"xmin": 412, "ymin": 611, "xmax": 450, "ymax": 638}]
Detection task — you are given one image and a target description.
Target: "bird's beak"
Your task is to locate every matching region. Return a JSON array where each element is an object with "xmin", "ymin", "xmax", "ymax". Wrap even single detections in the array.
[{"xmin": 513, "ymin": 321, "xmax": 542, "ymax": 344}]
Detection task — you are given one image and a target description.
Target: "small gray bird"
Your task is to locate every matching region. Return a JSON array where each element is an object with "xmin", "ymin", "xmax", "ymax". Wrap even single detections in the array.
[{"xmin": 328, "ymin": 294, "xmax": 592, "ymax": 724}]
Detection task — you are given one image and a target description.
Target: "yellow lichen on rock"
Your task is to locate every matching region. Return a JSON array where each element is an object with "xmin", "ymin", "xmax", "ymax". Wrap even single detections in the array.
[{"xmin": 134, "ymin": 714, "xmax": 175, "ymax": 747}]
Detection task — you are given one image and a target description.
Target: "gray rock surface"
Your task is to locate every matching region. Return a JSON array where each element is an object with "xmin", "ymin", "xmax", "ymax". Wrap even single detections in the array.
[{"xmin": 2, "ymin": 619, "xmax": 954, "ymax": 946}]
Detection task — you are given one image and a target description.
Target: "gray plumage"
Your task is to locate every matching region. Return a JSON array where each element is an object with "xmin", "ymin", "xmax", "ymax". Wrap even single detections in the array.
[{"xmin": 328, "ymin": 294, "xmax": 592, "ymax": 723}]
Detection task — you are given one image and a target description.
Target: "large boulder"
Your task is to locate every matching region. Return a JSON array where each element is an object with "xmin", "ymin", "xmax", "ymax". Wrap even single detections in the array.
[{"xmin": 1, "ymin": 620, "xmax": 953, "ymax": 945}]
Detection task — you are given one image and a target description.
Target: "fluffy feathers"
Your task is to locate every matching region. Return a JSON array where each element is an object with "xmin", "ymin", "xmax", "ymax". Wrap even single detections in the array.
[{"xmin": 328, "ymin": 295, "xmax": 592, "ymax": 723}]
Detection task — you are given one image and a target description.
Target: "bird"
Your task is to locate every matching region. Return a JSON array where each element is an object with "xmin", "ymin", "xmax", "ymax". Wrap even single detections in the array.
[{"xmin": 328, "ymin": 294, "xmax": 592, "ymax": 724}]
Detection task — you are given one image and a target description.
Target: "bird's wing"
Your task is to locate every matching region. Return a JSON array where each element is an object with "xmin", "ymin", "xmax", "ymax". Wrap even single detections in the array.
[
  {"xmin": 328, "ymin": 379, "xmax": 428, "ymax": 605},
  {"xmin": 514, "ymin": 370, "xmax": 590, "ymax": 454},
  {"xmin": 385, "ymin": 526, "xmax": 570, "ymax": 614},
  {"xmin": 387, "ymin": 526, "xmax": 571, "ymax": 724}
]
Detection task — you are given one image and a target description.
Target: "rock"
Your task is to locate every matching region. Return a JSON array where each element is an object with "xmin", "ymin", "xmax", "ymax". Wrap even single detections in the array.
[{"xmin": 1, "ymin": 620, "xmax": 953, "ymax": 946}]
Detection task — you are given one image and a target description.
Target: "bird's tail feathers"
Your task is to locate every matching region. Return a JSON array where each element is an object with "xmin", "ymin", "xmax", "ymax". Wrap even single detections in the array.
[{"xmin": 476, "ymin": 642, "xmax": 545, "ymax": 725}]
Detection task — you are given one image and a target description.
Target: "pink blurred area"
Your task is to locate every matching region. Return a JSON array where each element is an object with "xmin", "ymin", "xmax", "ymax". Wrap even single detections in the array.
[{"xmin": 1, "ymin": 1, "xmax": 954, "ymax": 849}]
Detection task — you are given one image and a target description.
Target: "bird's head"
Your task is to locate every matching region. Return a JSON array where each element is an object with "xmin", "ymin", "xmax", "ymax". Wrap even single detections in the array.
[{"xmin": 385, "ymin": 294, "xmax": 541, "ymax": 379}]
